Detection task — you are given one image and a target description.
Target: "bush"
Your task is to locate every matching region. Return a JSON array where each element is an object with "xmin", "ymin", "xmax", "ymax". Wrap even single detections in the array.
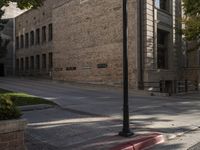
[{"xmin": 0, "ymin": 95, "xmax": 21, "ymax": 120}]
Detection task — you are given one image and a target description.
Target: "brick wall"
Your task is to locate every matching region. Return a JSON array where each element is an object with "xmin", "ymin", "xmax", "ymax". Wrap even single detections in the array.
[
  {"xmin": 53, "ymin": 0, "xmax": 138, "ymax": 88},
  {"xmin": 15, "ymin": 0, "xmax": 54, "ymax": 77}
]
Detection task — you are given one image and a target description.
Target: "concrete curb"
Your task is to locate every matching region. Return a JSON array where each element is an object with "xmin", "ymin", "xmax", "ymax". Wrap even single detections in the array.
[
  {"xmin": 19, "ymin": 104, "xmax": 53, "ymax": 111},
  {"xmin": 110, "ymin": 133, "xmax": 165, "ymax": 150}
]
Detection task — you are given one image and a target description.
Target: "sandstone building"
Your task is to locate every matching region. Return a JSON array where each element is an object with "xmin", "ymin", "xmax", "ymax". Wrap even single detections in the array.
[{"xmin": 15, "ymin": 0, "xmax": 185, "ymax": 93}]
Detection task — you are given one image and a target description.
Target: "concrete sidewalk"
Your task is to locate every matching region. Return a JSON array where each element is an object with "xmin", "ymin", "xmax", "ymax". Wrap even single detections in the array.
[
  {"xmin": 1, "ymin": 77, "xmax": 200, "ymax": 149},
  {"xmin": 23, "ymin": 107, "xmax": 164, "ymax": 150}
]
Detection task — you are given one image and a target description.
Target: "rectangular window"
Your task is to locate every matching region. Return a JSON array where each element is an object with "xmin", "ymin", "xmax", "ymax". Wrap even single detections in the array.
[
  {"xmin": 155, "ymin": 0, "xmax": 170, "ymax": 12},
  {"xmin": 48, "ymin": 24, "xmax": 53, "ymax": 41},
  {"xmin": 25, "ymin": 57, "xmax": 29, "ymax": 71},
  {"xmin": 30, "ymin": 31, "xmax": 34, "ymax": 46},
  {"xmin": 20, "ymin": 58, "xmax": 24, "ymax": 71},
  {"xmin": 30, "ymin": 56, "xmax": 34, "ymax": 70},
  {"xmin": 20, "ymin": 35, "xmax": 24, "ymax": 48},
  {"xmin": 16, "ymin": 59, "xmax": 19, "ymax": 71},
  {"xmin": 42, "ymin": 54, "xmax": 47, "ymax": 69},
  {"xmin": 36, "ymin": 28, "xmax": 40, "ymax": 44},
  {"xmin": 16, "ymin": 36, "xmax": 19, "ymax": 49},
  {"xmin": 36, "ymin": 55, "xmax": 40, "ymax": 70},
  {"xmin": 49, "ymin": 52, "xmax": 53, "ymax": 69},
  {"xmin": 42, "ymin": 26, "xmax": 46, "ymax": 43},
  {"xmin": 157, "ymin": 29, "xmax": 169, "ymax": 69},
  {"xmin": 25, "ymin": 33, "xmax": 29, "ymax": 48}
]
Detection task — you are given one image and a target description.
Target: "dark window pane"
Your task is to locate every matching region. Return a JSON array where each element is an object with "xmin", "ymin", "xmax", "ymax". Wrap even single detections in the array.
[
  {"xmin": 49, "ymin": 52, "xmax": 53, "ymax": 69},
  {"xmin": 157, "ymin": 29, "xmax": 168, "ymax": 46},
  {"xmin": 25, "ymin": 57, "xmax": 29, "ymax": 71},
  {"xmin": 30, "ymin": 31, "xmax": 34, "ymax": 46},
  {"xmin": 20, "ymin": 35, "xmax": 24, "ymax": 48},
  {"xmin": 155, "ymin": 0, "xmax": 169, "ymax": 12},
  {"xmin": 42, "ymin": 54, "xmax": 46, "ymax": 69},
  {"xmin": 16, "ymin": 36, "xmax": 19, "ymax": 49},
  {"xmin": 36, "ymin": 28, "xmax": 40, "ymax": 44},
  {"xmin": 30, "ymin": 56, "xmax": 34, "ymax": 70},
  {"xmin": 48, "ymin": 24, "xmax": 53, "ymax": 41},
  {"xmin": 36, "ymin": 55, "xmax": 40, "ymax": 70},
  {"xmin": 16, "ymin": 59, "xmax": 19, "ymax": 71},
  {"xmin": 25, "ymin": 33, "xmax": 29, "ymax": 48},
  {"xmin": 157, "ymin": 29, "xmax": 169, "ymax": 69},
  {"xmin": 20, "ymin": 58, "xmax": 24, "ymax": 71},
  {"xmin": 42, "ymin": 26, "xmax": 46, "ymax": 43}
]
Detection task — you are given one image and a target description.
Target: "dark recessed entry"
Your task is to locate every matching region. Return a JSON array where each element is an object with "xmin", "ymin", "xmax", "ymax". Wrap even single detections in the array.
[
  {"xmin": 97, "ymin": 63, "xmax": 108, "ymax": 69},
  {"xmin": 0, "ymin": 63, "xmax": 5, "ymax": 77}
]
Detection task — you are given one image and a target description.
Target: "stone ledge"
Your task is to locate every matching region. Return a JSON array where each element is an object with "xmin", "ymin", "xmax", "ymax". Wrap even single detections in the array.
[{"xmin": 0, "ymin": 119, "xmax": 27, "ymax": 134}]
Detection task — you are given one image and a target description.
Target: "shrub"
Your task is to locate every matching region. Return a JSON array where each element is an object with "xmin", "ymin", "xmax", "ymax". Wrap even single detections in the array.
[{"xmin": 0, "ymin": 95, "xmax": 21, "ymax": 120}]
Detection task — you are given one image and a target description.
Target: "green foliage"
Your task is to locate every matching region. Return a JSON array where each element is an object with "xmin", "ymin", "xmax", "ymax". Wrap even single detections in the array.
[
  {"xmin": 182, "ymin": 0, "xmax": 200, "ymax": 16},
  {"xmin": 182, "ymin": 0, "xmax": 200, "ymax": 41},
  {"xmin": 0, "ymin": 0, "xmax": 43, "ymax": 28},
  {"xmin": 0, "ymin": 88, "xmax": 56, "ymax": 106},
  {"xmin": 0, "ymin": 95, "xmax": 22, "ymax": 120},
  {"xmin": 0, "ymin": 0, "xmax": 43, "ymax": 10}
]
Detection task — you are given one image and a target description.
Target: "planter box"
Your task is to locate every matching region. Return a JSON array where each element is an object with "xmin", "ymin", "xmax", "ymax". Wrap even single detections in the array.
[{"xmin": 0, "ymin": 119, "xmax": 27, "ymax": 150}]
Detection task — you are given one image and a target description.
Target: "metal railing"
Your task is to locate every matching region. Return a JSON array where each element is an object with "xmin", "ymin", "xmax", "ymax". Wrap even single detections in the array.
[{"xmin": 143, "ymin": 80, "xmax": 198, "ymax": 94}]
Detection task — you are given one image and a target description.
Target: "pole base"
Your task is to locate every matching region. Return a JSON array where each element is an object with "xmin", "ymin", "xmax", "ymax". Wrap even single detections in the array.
[{"xmin": 119, "ymin": 130, "xmax": 134, "ymax": 137}]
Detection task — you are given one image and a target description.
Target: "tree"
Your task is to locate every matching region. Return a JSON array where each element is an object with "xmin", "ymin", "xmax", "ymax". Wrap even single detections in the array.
[
  {"xmin": 182, "ymin": 0, "xmax": 200, "ymax": 41},
  {"xmin": 0, "ymin": 0, "xmax": 43, "ymax": 10}
]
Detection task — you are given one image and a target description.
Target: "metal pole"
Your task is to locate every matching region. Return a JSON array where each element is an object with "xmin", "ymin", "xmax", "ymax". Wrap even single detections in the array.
[{"xmin": 119, "ymin": 0, "xmax": 134, "ymax": 137}]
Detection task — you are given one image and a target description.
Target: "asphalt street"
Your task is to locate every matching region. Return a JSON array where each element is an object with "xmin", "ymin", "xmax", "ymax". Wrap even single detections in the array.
[{"xmin": 0, "ymin": 77, "xmax": 200, "ymax": 150}]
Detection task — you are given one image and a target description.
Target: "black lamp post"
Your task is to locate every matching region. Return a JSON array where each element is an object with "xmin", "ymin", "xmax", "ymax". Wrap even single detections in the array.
[{"xmin": 119, "ymin": 0, "xmax": 134, "ymax": 137}]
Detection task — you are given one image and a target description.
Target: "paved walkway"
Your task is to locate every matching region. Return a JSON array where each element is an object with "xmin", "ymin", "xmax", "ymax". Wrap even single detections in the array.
[{"xmin": 0, "ymin": 77, "xmax": 200, "ymax": 149}]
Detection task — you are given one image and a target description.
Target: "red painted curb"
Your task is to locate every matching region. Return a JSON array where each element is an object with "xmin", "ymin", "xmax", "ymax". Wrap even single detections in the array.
[{"xmin": 110, "ymin": 133, "xmax": 165, "ymax": 150}]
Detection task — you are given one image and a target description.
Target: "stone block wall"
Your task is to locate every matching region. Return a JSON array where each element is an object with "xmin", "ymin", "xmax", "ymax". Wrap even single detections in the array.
[
  {"xmin": 0, "ymin": 131, "xmax": 25, "ymax": 150},
  {"xmin": 143, "ymin": 0, "xmax": 182, "ymax": 83},
  {"xmin": 0, "ymin": 119, "xmax": 27, "ymax": 150}
]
